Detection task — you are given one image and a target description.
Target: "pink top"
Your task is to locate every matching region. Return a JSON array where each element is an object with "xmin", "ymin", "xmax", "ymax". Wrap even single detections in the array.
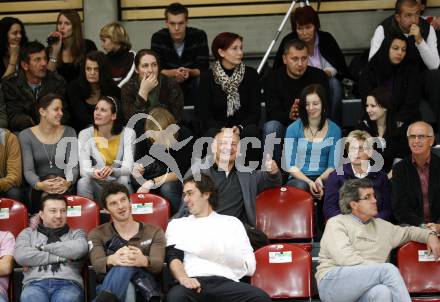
[{"xmin": 0, "ymin": 231, "xmax": 15, "ymax": 298}]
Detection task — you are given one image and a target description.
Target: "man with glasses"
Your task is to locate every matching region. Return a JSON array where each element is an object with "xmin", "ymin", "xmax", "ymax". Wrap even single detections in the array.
[
  {"xmin": 316, "ymin": 178, "xmax": 440, "ymax": 302},
  {"xmin": 392, "ymin": 121, "xmax": 440, "ymax": 233}
]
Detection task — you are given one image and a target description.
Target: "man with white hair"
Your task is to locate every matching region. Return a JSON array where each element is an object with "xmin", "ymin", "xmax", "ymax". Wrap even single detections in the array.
[
  {"xmin": 175, "ymin": 128, "xmax": 282, "ymax": 248},
  {"xmin": 392, "ymin": 121, "xmax": 440, "ymax": 232}
]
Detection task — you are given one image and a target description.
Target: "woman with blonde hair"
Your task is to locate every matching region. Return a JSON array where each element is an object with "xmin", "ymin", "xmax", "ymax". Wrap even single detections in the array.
[
  {"xmin": 132, "ymin": 106, "xmax": 193, "ymax": 214},
  {"xmin": 100, "ymin": 22, "xmax": 136, "ymax": 87},
  {"xmin": 47, "ymin": 9, "xmax": 97, "ymax": 82},
  {"xmin": 323, "ymin": 129, "xmax": 392, "ymax": 221}
]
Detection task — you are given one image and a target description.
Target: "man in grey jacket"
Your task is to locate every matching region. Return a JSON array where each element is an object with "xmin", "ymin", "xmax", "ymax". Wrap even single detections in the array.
[
  {"xmin": 176, "ymin": 128, "xmax": 282, "ymax": 248},
  {"xmin": 14, "ymin": 194, "xmax": 88, "ymax": 302}
]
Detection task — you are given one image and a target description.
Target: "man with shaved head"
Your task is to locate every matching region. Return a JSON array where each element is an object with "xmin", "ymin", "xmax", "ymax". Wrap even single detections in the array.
[{"xmin": 392, "ymin": 121, "xmax": 440, "ymax": 233}]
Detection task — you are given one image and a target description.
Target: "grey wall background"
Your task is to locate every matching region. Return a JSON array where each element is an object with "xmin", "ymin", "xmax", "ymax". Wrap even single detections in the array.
[{"xmin": 23, "ymin": 0, "xmax": 440, "ymax": 65}]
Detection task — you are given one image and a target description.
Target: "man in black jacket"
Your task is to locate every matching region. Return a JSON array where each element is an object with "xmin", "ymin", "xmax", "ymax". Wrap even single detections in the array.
[
  {"xmin": 392, "ymin": 121, "xmax": 440, "ymax": 233},
  {"xmin": 263, "ymin": 39, "xmax": 328, "ymax": 165},
  {"xmin": 0, "ymin": 41, "xmax": 66, "ymax": 132},
  {"xmin": 151, "ymin": 2, "xmax": 209, "ymax": 106}
]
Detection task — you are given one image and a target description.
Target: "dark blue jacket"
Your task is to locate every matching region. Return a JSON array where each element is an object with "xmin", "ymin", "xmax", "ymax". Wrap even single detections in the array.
[{"xmin": 324, "ymin": 163, "xmax": 392, "ymax": 221}]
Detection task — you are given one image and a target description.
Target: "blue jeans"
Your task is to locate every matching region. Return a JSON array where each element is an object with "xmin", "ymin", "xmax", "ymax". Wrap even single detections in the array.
[
  {"xmin": 262, "ymin": 120, "xmax": 285, "ymax": 167},
  {"xmin": 328, "ymin": 77, "xmax": 343, "ymax": 126},
  {"xmin": 95, "ymin": 266, "xmax": 158, "ymax": 302},
  {"xmin": 152, "ymin": 181, "xmax": 183, "ymax": 216},
  {"xmin": 0, "ymin": 292, "xmax": 7, "ymax": 302},
  {"xmin": 318, "ymin": 263, "xmax": 411, "ymax": 302},
  {"xmin": 21, "ymin": 279, "xmax": 83, "ymax": 302}
]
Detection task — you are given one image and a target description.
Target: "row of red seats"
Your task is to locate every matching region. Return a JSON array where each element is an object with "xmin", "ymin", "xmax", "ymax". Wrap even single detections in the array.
[
  {"xmin": 0, "ymin": 193, "xmax": 170, "ymax": 237},
  {"xmin": 1, "ymin": 188, "xmax": 440, "ymax": 301}
]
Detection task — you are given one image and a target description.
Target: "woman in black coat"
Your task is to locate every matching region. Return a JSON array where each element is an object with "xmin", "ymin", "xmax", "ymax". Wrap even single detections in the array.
[
  {"xmin": 357, "ymin": 87, "xmax": 410, "ymax": 176},
  {"xmin": 359, "ymin": 33, "xmax": 421, "ymax": 125},
  {"xmin": 66, "ymin": 51, "xmax": 120, "ymax": 132},
  {"xmin": 197, "ymin": 32, "xmax": 261, "ymax": 136}
]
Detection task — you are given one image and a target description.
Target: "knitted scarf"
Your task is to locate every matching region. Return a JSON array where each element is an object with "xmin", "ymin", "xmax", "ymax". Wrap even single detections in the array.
[
  {"xmin": 37, "ymin": 223, "xmax": 69, "ymax": 274},
  {"xmin": 212, "ymin": 61, "xmax": 245, "ymax": 117}
]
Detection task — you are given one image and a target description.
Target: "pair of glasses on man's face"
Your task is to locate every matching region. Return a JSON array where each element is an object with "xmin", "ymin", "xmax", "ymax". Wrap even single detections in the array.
[
  {"xmin": 407, "ymin": 134, "xmax": 433, "ymax": 141},
  {"xmin": 358, "ymin": 193, "xmax": 376, "ymax": 202}
]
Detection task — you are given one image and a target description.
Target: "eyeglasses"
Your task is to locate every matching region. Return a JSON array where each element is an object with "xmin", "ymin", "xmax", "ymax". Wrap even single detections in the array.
[
  {"xmin": 407, "ymin": 134, "xmax": 433, "ymax": 141},
  {"xmin": 358, "ymin": 193, "xmax": 376, "ymax": 201}
]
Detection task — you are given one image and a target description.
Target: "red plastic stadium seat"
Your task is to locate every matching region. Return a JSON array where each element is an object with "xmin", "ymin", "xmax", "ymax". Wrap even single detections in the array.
[
  {"xmin": 64, "ymin": 195, "xmax": 100, "ymax": 234},
  {"xmin": 251, "ymin": 243, "xmax": 312, "ymax": 299},
  {"xmin": 129, "ymin": 193, "xmax": 170, "ymax": 231},
  {"xmin": 0, "ymin": 198, "xmax": 28, "ymax": 237},
  {"xmin": 256, "ymin": 186, "xmax": 314, "ymax": 251},
  {"xmin": 397, "ymin": 241, "xmax": 440, "ymax": 302}
]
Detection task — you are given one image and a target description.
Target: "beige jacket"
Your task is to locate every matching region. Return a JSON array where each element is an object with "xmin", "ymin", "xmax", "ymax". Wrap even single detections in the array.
[{"xmin": 316, "ymin": 214, "xmax": 432, "ymax": 284}]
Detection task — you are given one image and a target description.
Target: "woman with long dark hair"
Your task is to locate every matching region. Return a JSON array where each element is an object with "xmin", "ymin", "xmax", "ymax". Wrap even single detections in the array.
[
  {"xmin": 18, "ymin": 93, "xmax": 78, "ymax": 213},
  {"xmin": 359, "ymin": 34, "xmax": 421, "ymax": 125},
  {"xmin": 0, "ymin": 16, "xmax": 28, "ymax": 78},
  {"xmin": 285, "ymin": 84, "xmax": 342, "ymax": 199},
  {"xmin": 47, "ymin": 9, "xmax": 97, "ymax": 82},
  {"xmin": 77, "ymin": 96, "xmax": 134, "ymax": 203},
  {"xmin": 357, "ymin": 87, "xmax": 410, "ymax": 176},
  {"xmin": 66, "ymin": 50, "xmax": 120, "ymax": 132}
]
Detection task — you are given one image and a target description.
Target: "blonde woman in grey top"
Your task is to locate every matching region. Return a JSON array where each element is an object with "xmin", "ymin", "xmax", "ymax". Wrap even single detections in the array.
[{"xmin": 18, "ymin": 93, "xmax": 78, "ymax": 213}]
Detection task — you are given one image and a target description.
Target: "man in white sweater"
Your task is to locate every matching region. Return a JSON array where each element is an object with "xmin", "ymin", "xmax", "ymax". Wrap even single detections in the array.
[
  {"xmin": 316, "ymin": 178, "xmax": 440, "ymax": 302},
  {"xmin": 165, "ymin": 173, "xmax": 270, "ymax": 302}
]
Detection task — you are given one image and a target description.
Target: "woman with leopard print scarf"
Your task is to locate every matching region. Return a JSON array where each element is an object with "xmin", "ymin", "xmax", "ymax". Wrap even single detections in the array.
[{"xmin": 196, "ymin": 32, "xmax": 262, "ymax": 149}]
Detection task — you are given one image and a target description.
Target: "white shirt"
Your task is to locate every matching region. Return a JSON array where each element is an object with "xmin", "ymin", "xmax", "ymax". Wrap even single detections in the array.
[
  {"xmin": 166, "ymin": 212, "xmax": 255, "ymax": 282},
  {"xmin": 369, "ymin": 24, "xmax": 440, "ymax": 69}
]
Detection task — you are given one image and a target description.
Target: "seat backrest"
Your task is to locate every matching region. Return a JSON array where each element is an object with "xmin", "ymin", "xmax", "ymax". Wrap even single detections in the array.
[
  {"xmin": 0, "ymin": 198, "xmax": 28, "ymax": 237},
  {"xmin": 65, "ymin": 195, "xmax": 100, "ymax": 234},
  {"xmin": 129, "ymin": 193, "xmax": 170, "ymax": 231},
  {"xmin": 256, "ymin": 186, "xmax": 314, "ymax": 240},
  {"xmin": 251, "ymin": 243, "xmax": 312, "ymax": 298},
  {"xmin": 397, "ymin": 241, "xmax": 440, "ymax": 294}
]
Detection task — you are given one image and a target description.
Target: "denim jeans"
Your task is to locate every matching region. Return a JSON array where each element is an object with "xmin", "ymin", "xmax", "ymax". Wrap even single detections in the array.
[
  {"xmin": 328, "ymin": 77, "xmax": 343, "ymax": 126},
  {"xmin": 95, "ymin": 266, "xmax": 158, "ymax": 302},
  {"xmin": 21, "ymin": 279, "xmax": 83, "ymax": 302},
  {"xmin": 318, "ymin": 263, "xmax": 411, "ymax": 302},
  {"xmin": 0, "ymin": 292, "xmax": 7, "ymax": 302},
  {"xmin": 77, "ymin": 176, "xmax": 132, "ymax": 206},
  {"xmin": 262, "ymin": 120, "xmax": 285, "ymax": 167},
  {"xmin": 152, "ymin": 180, "xmax": 183, "ymax": 216}
]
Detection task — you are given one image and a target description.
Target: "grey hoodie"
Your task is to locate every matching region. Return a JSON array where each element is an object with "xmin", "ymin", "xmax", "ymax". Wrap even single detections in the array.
[{"xmin": 14, "ymin": 227, "xmax": 88, "ymax": 287}]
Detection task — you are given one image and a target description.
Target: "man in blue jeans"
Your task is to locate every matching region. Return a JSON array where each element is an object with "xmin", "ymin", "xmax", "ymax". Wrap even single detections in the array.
[
  {"xmin": 88, "ymin": 182, "xmax": 165, "ymax": 301},
  {"xmin": 14, "ymin": 194, "xmax": 88, "ymax": 302},
  {"xmin": 316, "ymin": 178, "xmax": 440, "ymax": 302}
]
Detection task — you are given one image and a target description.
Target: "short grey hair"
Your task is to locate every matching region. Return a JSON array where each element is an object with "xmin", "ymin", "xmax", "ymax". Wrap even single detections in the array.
[
  {"xmin": 339, "ymin": 178, "xmax": 374, "ymax": 214},
  {"xmin": 407, "ymin": 121, "xmax": 434, "ymax": 137}
]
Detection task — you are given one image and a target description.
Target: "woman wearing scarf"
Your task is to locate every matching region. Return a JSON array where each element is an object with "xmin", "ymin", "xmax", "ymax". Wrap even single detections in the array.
[
  {"xmin": 196, "ymin": 32, "xmax": 261, "ymax": 162},
  {"xmin": 121, "ymin": 49, "xmax": 184, "ymax": 137},
  {"xmin": 359, "ymin": 33, "xmax": 422, "ymax": 125}
]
